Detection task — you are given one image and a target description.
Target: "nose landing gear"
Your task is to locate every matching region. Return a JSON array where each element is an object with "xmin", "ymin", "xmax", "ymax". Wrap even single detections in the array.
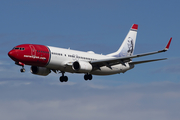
[
  {"xmin": 15, "ymin": 62, "xmax": 25, "ymax": 73},
  {"xmin": 20, "ymin": 67, "xmax": 25, "ymax": 73}
]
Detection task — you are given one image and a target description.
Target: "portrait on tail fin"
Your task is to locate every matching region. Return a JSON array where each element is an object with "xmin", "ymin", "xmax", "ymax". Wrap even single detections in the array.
[{"xmin": 127, "ymin": 37, "xmax": 134, "ymax": 56}]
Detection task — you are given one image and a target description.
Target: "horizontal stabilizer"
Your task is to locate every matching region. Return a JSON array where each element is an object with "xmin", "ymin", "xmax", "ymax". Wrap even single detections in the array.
[{"xmin": 129, "ymin": 58, "xmax": 167, "ymax": 65}]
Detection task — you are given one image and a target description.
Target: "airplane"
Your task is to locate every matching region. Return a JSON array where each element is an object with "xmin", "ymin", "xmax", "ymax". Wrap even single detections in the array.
[{"xmin": 8, "ymin": 24, "xmax": 172, "ymax": 82}]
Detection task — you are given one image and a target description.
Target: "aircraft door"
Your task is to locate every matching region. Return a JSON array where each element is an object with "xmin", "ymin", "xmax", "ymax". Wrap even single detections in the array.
[{"xmin": 29, "ymin": 45, "xmax": 36, "ymax": 58}]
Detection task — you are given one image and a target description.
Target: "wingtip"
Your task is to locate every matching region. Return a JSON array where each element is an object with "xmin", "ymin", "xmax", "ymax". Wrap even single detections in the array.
[
  {"xmin": 165, "ymin": 37, "xmax": 172, "ymax": 50},
  {"xmin": 131, "ymin": 24, "xmax": 138, "ymax": 30}
]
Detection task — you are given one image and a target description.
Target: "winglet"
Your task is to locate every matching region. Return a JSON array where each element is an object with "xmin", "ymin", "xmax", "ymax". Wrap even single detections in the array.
[
  {"xmin": 164, "ymin": 37, "xmax": 172, "ymax": 51},
  {"xmin": 131, "ymin": 24, "xmax": 138, "ymax": 30}
]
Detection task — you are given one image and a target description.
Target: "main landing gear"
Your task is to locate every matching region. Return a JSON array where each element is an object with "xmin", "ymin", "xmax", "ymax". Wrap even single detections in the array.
[
  {"xmin": 59, "ymin": 72, "xmax": 68, "ymax": 82},
  {"xmin": 84, "ymin": 73, "xmax": 93, "ymax": 81},
  {"xmin": 59, "ymin": 72, "xmax": 93, "ymax": 82}
]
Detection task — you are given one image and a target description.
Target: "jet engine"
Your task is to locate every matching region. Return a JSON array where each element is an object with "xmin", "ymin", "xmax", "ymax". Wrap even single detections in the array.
[
  {"xmin": 30, "ymin": 66, "xmax": 51, "ymax": 76},
  {"xmin": 72, "ymin": 61, "xmax": 93, "ymax": 73}
]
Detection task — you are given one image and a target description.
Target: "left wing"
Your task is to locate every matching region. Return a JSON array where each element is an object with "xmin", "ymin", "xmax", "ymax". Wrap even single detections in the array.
[{"xmin": 90, "ymin": 38, "xmax": 172, "ymax": 68}]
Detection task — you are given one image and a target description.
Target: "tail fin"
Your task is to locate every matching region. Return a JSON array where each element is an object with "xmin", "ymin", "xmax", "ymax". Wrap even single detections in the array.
[{"xmin": 107, "ymin": 24, "xmax": 138, "ymax": 57}]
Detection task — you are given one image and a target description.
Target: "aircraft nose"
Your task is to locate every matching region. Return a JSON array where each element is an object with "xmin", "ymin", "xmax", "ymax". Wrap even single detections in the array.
[
  {"xmin": 8, "ymin": 50, "xmax": 17, "ymax": 60},
  {"xmin": 8, "ymin": 51, "xmax": 12, "ymax": 57}
]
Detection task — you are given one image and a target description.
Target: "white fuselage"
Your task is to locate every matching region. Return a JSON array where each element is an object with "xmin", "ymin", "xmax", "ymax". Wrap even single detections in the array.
[{"xmin": 46, "ymin": 46, "xmax": 134, "ymax": 75}]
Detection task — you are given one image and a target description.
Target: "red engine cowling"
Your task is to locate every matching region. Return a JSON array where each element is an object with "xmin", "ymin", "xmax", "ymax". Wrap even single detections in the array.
[
  {"xmin": 72, "ymin": 61, "xmax": 92, "ymax": 73},
  {"xmin": 30, "ymin": 66, "xmax": 51, "ymax": 76}
]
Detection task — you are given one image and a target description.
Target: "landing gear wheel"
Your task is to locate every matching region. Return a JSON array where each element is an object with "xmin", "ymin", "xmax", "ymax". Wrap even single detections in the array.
[
  {"xmin": 84, "ymin": 74, "xmax": 93, "ymax": 81},
  {"xmin": 84, "ymin": 75, "xmax": 88, "ymax": 81},
  {"xmin": 88, "ymin": 74, "xmax": 92, "ymax": 80},
  {"xmin": 60, "ymin": 76, "xmax": 64, "ymax": 82},
  {"xmin": 64, "ymin": 76, "xmax": 68, "ymax": 82},
  {"xmin": 20, "ymin": 68, "xmax": 25, "ymax": 73},
  {"xmin": 59, "ymin": 72, "xmax": 68, "ymax": 82}
]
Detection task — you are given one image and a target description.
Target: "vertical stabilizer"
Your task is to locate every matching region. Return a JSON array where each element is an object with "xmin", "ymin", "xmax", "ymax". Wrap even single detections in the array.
[{"xmin": 107, "ymin": 24, "xmax": 138, "ymax": 57}]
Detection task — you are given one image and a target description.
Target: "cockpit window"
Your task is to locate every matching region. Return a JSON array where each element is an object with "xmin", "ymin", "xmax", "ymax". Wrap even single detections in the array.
[
  {"xmin": 13, "ymin": 47, "xmax": 25, "ymax": 50},
  {"xmin": 20, "ymin": 48, "xmax": 25, "ymax": 50},
  {"xmin": 13, "ymin": 47, "xmax": 19, "ymax": 50}
]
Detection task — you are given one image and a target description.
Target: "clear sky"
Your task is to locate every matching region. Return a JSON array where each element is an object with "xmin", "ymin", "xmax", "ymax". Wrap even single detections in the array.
[{"xmin": 0, "ymin": 0, "xmax": 180, "ymax": 120}]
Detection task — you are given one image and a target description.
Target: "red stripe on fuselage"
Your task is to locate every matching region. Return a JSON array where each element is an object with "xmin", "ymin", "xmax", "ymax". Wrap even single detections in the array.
[{"xmin": 8, "ymin": 44, "xmax": 50, "ymax": 67}]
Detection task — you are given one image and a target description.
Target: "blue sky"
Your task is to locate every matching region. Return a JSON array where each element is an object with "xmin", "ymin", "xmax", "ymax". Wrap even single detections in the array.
[{"xmin": 0, "ymin": 0, "xmax": 180, "ymax": 120}]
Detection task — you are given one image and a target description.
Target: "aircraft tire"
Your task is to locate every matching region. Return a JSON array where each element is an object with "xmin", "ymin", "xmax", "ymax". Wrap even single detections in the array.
[
  {"xmin": 84, "ymin": 74, "xmax": 92, "ymax": 81},
  {"xmin": 64, "ymin": 76, "xmax": 68, "ymax": 82},
  {"xmin": 60, "ymin": 76, "xmax": 68, "ymax": 82},
  {"xmin": 88, "ymin": 74, "xmax": 92, "ymax": 80},
  {"xmin": 20, "ymin": 68, "xmax": 25, "ymax": 73}
]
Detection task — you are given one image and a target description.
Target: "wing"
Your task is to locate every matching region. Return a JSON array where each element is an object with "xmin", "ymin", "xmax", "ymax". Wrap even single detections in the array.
[{"xmin": 90, "ymin": 38, "xmax": 172, "ymax": 68}]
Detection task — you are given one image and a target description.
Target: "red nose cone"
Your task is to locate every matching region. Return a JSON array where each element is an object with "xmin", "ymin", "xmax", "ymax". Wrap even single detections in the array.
[
  {"xmin": 8, "ymin": 51, "xmax": 12, "ymax": 57},
  {"xmin": 8, "ymin": 50, "xmax": 16, "ymax": 61}
]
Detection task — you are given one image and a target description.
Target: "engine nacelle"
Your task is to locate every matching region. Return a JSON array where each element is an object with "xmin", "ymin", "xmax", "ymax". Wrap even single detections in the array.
[
  {"xmin": 72, "ymin": 61, "xmax": 92, "ymax": 73},
  {"xmin": 30, "ymin": 66, "xmax": 51, "ymax": 76}
]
